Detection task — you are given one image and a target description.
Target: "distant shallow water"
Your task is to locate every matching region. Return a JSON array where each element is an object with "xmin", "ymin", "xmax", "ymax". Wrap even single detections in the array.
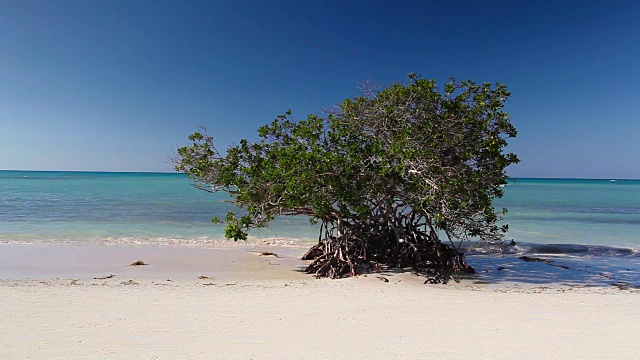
[
  {"xmin": 495, "ymin": 178, "xmax": 640, "ymax": 248},
  {"xmin": 0, "ymin": 170, "xmax": 318, "ymax": 246},
  {"xmin": 1, "ymin": 172, "xmax": 639, "ymax": 249}
]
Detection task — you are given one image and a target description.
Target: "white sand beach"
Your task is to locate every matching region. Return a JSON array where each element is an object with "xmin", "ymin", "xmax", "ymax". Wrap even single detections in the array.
[{"xmin": 1, "ymin": 243, "xmax": 638, "ymax": 359}]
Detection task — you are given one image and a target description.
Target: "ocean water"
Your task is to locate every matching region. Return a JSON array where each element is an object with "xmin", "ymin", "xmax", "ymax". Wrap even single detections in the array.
[
  {"xmin": 0, "ymin": 171, "xmax": 318, "ymax": 245},
  {"xmin": 495, "ymin": 178, "xmax": 640, "ymax": 248},
  {"xmin": 491, "ymin": 178, "xmax": 640, "ymax": 286},
  {"xmin": 1, "ymin": 171, "xmax": 639, "ymax": 285},
  {"xmin": 1, "ymin": 171, "xmax": 639, "ymax": 248}
]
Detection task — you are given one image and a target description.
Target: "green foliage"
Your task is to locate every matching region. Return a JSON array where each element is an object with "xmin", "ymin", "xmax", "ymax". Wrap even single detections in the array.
[{"xmin": 175, "ymin": 74, "xmax": 518, "ymax": 249}]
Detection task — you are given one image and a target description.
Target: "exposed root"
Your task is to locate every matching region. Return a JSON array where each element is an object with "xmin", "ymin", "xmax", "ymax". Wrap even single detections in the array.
[{"xmin": 302, "ymin": 219, "xmax": 475, "ymax": 282}]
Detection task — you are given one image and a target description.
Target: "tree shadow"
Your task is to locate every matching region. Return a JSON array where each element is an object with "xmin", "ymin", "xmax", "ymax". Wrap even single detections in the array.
[
  {"xmin": 290, "ymin": 251, "xmax": 640, "ymax": 288},
  {"xmin": 461, "ymin": 253, "xmax": 640, "ymax": 288}
]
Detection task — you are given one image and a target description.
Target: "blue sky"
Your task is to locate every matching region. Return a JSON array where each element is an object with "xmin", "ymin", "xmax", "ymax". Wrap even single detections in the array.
[{"xmin": 0, "ymin": 0, "xmax": 638, "ymax": 178}]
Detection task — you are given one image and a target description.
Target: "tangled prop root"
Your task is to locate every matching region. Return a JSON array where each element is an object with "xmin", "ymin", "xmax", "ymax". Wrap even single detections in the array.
[{"xmin": 301, "ymin": 220, "xmax": 474, "ymax": 283}]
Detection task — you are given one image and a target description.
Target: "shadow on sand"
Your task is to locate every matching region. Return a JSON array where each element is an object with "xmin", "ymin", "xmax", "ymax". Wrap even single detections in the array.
[
  {"xmin": 294, "ymin": 250, "xmax": 640, "ymax": 289},
  {"xmin": 458, "ymin": 252, "xmax": 640, "ymax": 288}
]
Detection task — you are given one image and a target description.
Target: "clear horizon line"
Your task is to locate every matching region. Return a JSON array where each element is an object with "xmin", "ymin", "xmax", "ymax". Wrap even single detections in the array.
[
  {"xmin": 1, "ymin": 169, "xmax": 638, "ymax": 181},
  {"xmin": 0, "ymin": 169, "xmax": 177, "ymax": 174}
]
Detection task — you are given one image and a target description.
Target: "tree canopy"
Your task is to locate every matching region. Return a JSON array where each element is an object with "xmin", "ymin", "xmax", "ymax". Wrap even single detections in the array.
[{"xmin": 175, "ymin": 74, "xmax": 519, "ymax": 283}]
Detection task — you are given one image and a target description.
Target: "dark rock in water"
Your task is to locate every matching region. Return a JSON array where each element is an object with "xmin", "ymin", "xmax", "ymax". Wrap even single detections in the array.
[
  {"xmin": 519, "ymin": 256, "xmax": 549, "ymax": 263},
  {"xmin": 519, "ymin": 256, "xmax": 569, "ymax": 269}
]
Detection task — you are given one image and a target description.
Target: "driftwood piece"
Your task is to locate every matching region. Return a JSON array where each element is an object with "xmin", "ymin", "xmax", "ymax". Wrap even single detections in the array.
[
  {"xmin": 259, "ymin": 251, "xmax": 280, "ymax": 258},
  {"xmin": 94, "ymin": 274, "xmax": 115, "ymax": 280},
  {"xmin": 130, "ymin": 260, "xmax": 147, "ymax": 266}
]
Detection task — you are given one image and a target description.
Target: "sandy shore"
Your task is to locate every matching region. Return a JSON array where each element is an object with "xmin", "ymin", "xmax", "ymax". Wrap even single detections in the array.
[{"xmin": 1, "ymin": 243, "xmax": 639, "ymax": 359}]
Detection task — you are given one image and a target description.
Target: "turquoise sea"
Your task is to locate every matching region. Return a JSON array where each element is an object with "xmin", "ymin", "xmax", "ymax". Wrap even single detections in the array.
[
  {"xmin": 0, "ymin": 170, "xmax": 319, "ymax": 245},
  {"xmin": 1, "ymin": 171, "xmax": 639, "ymax": 285}
]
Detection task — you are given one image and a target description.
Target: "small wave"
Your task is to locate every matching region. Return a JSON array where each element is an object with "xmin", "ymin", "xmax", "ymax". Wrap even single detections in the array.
[{"xmin": 0, "ymin": 235, "xmax": 310, "ymax": 248}]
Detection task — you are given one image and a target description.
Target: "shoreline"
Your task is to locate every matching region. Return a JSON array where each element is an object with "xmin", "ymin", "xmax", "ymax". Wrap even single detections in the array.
[{"xmin": 1, "ymin": 242, "xmax": 638, "ymax": 289}]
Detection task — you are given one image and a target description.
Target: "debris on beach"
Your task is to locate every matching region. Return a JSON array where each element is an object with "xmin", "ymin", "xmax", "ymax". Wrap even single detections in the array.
[
  {"xmin": 377, "ymin": 276, "xmax": 389, "ymax": 283},
  {"xmin": 611, "ymin": 282, "xmax": 638, "ymax": 291},
  {"xmin": 130, "ymin": 260, "xmax": 147, "ymax": 266},
  {"xmin": 94, "ymin": 274, "xmax": 115, "ymax": 280},
  {"xmin": 259, "ymin": 251, "xmax": 280, "ymax": 258},
  {"xmin": 424, "ymin": 274, "xmax": 459, "ymax": 284},
  {"xmin": 198, "ymin": 275, "xmax": 211, "ymax": 279}
]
